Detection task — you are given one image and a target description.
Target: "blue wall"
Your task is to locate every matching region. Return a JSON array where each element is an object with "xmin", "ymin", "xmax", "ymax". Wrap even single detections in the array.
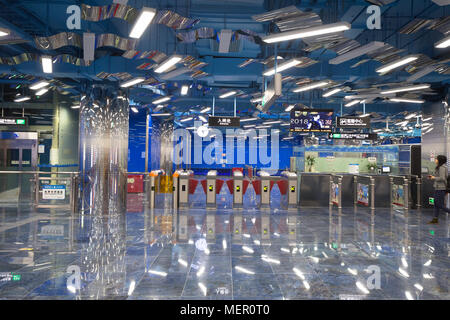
[{"xmin": 128, "ymin": 109, "xmax": 150, "ymax": 172}]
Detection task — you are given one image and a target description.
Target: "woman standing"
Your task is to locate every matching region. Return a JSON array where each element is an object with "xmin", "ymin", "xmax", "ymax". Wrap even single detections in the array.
[{"xmin": 428, "ymin": 155, "xmax": 450, "ymax": 224}]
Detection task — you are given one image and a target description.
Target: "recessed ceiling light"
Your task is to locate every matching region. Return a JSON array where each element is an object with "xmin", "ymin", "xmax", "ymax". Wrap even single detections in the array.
[
  {"xmin": 35, "ymin": 88, "xmax": 49, "ymax": 96},
  {"xmin": 120, "ymin": 77, "xmax": 145, "ymax": 88},
  {"xmin": 41, "ymin": 56, "xmax": 53, "ymax": 74},
  {"xmin": 435, "ymin": 35, "xmax": 450, "ymax": 49},
  {"xmin": 262, "ymin": 22, "xmax": 351, "ymax": 44},
  {"xmin": 181, "ymin": 85, "xmax": 189, "ymax": 95},
  {"xmin": 129, "ymin": 7, "xmax": 157, "ymax": 39},
  {"xmin": 131, "ymin": 107, "xmax": 139, "ymax": 113},
  {"xmin": 14, "ymin": 96, "xmax": 31, "ymax": 102},
  {"xmin": 155, "ymin": 55, "xmax": 183, "ymax": 73},
  {"xmin": 30, "ymin": 80, "xmax": 49, "ymax": 90},
  {"xmin": 0, "ymin": 29, "xmax": 9, "ymax": 37}
]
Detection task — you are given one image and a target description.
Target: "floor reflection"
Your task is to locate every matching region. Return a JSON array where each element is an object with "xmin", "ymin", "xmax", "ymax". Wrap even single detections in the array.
[{"xmin": 0, "ymin": 193, "xmax": 448, "ymax": 300}]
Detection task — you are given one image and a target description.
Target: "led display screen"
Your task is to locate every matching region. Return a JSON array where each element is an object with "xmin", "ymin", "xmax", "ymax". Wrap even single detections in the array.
[{"xmin": 290, "ymin": 109, "xmax": 333, "ymax": 133}]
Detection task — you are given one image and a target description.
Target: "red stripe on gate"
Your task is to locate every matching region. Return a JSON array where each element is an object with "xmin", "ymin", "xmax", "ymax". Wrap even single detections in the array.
[
  {"xmin": 188, "ymin": 179, "xmax": 198, "ymax": 194},
  {"xmin": 226, "ymin": 180, "xmax": 234, "ymax": 194},
  {"xmin": 216, "ymin": 180, "xmax": 224, "ymax": 194},
  {"xmin": 277, "ymin": 180, "xmax": 288, "ymax": 195}
]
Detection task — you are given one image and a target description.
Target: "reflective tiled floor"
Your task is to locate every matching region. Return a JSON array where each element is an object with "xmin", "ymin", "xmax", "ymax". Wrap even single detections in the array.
[{"xmin": 0, "ymin": 191, "xmax": 448, "ymax": 300}]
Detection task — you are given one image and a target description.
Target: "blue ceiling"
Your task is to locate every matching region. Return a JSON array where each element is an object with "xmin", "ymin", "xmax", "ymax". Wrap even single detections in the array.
[{"xmin": 0, "ymin": 0, "xmax": 449, "ymax": 137}]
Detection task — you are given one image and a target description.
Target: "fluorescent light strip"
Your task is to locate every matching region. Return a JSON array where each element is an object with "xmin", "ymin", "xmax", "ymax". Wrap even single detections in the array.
[
  {"xmin": 345, "ymin": 100, "xmax": 361, "ymax": 107},
  {"xmin": 181, "ymin": 85, "xmax": 189, "ymax": 95},
  {"xmin": 285, "ymin": 105, "xmax": 295, "ymax": 112},
  {"xmin": 198, "ymin": 115, "xmax": 207, "ymax": 122},
  {"xmin": 240, "ymin": 117, "xmax": 258, "ymax": 122},
  {"xmin": 41, "ymin": 56, "xmax": 53, "ymax": 74},
  {"xmin": 262, "ymin": 22, "xmax": 351, "ymax": 44},
  {"xmin": 30, "ymin": 81, "xmax": 49, "ymax": 90},
  {"xmin": 435, "ymin": 35, "xmax": 450, "ymax": 49},
  {"xmin": 148, "ymin": 270, "xmax": 167, "ymax": 277},
  {"xmin": 250, "ymin": 97, "xmax": 263, "ymax": 103},
  {"xmin": 129, "ymin": 7, "xmax": 157, "ymax": 39},
  {"xmin": 71, "ymin": 105, "xmax": 80, "ymax": 109},
  {"xmin": 390, "ymin": 98, "xmax": 424, "ymax": 104},
  {"xmin": 219, "ymin": 91, "xmax": 237, "ymax": 99},
  {"xmin": 263, "ymin": 58, "xmax": 301, "ymax": 76},
  {"xmin": 155, "ymin": 55, "xmax": 182, "ymax": 73},
  {"xmin": 200, "ymin": 107, "xmax": 211, "ymax": 113},
  {"xmin": 180, "ymin": 117, "xmax": 193, "ymax": 122},
  {"xmin": 263, "ymin": 120, "xmax": 281, "ymax": 125},
  {"xmin": 151, "ymin": 113, "xmax": 171, "ymax": 116},
  {"xmin": 131, "ymin": 107, "xmax": 139, "ymax": 113},
  {"xmin": 381, "ymin": 84, "xmax": 430, "ymax": 95},
  {"xmin": 376, "ymin": 56, "xmax": 418, "ymax": 74},
  {"xmin": 14, "ymin": 96, "xmax": 30, "ymax": 102},
  {"xmin": 35, "ymin": 88, "xmax": 49, "ymax": 96},
  {"xmin": 293, "ymin": 81, "xmax": 328, "ymax": 93},
  {"xmin": 121, "ymin": 77, "xmax": 145, "ymax": 88},
  {"xmin": 323, "ymin": 88, "xmax": 342, "ymax": 97},
  {"xmin": 152, "ymin": 96, "xmax": 171, "ymax": 104},
  {"xmin": 0, "ymin": 30, "xmax": 9, "ymax": 37}
]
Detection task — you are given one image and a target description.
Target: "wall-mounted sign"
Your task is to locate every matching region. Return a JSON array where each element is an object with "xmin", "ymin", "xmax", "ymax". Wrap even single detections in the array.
[
  {"xmin": 328, "ymin": 133, "xmax": 378, "ymax": 140},
  {"xmin": 336, "ymin": 116, "xmax": 370, "ymax": 128},
  {"xmin": 0, "ymin": 117, "xmax": 28, "ymax": 126},
  {"xmin": 42, "ymin": 185, "xmax": 66, "ymax": 200},
  {"xmin": 208, "ymin": 116, "xmax": 240, "ymax": 128},
  {"xmin": 290, "ymin": 109, "xmax": 334, "ymax": 133}
]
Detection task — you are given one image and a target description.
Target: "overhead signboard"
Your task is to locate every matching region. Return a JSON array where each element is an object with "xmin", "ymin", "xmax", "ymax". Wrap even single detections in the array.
[
  {"xmin": 257, "ymin": 73, "xmax": 282, "ymax": 112},
  {"xmin": 336, "ymin": 116, "xmax": 371, "ymax": 128},
  {"xmin": 0, "ymin": 117, "xmax": 28, "ymax": 126},
  {"xmin": 328, "ymin": 133, "xmax": 378, "ymax": 140},
  {"xmin": 208, "ymin": 116, "xmax": 240, "ymax": 128},
  {"xmin": 290, "ymin": 109, "xmax": 334, "ymax": 133}
]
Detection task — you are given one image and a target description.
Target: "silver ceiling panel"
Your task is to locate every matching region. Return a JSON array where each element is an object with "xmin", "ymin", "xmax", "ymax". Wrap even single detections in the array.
[{"xmin": 251, "ymin": 5, "xmax": 301, "ymax": 22}]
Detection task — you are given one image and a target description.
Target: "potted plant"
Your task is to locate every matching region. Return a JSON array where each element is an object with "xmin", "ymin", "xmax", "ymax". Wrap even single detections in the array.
[
  {"xmin": 367, "ymin": 162, "xmax": 378, "ymax": 173},
  {"xmin": 306, "ymin": 155, "xmax": 316, "ymax": 172}
]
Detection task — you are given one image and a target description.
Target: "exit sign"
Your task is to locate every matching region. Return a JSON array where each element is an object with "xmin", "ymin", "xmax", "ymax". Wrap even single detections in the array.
[
  {"xmin": 429, "ymin": 197, "xmax": 435, "ymax": 205},
  {"xmin": 0, "ymin": 117, "xmax": 28, "ymax": 126}
]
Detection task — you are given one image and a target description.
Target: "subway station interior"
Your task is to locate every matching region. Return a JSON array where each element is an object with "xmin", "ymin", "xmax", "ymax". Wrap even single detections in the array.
[{"xmin": 0, "ymin": 0, "xmax": 448, "ymax": 301}]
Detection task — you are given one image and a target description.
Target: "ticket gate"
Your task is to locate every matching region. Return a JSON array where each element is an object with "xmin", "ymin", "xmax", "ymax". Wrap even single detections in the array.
[
  {"xmin": 206, "ymin": 170, "xmax": 218, "ymax": 209},
  {"xmin": 258, "ymin": 171, "xmax": 272, "ymax": 208},
  {"xmin": 231, "ymin": 170, "xmax": 245, "ymax": 208},
  {"xmin": 148, "ymin": 170, "xmax": 164, "ymax": 209},
  {"xmin": 178, "ymin": 170, "xmax": 192, "ymax": 209},
  {"xmin": 280, "ymin": 171, "xmax": 298, "ymax": 209}
]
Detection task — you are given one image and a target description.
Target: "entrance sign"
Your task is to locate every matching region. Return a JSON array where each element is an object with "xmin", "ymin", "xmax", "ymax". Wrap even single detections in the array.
[{"xmin": 208, "ymin": 116, "xmax": 240, "ymax": 128}]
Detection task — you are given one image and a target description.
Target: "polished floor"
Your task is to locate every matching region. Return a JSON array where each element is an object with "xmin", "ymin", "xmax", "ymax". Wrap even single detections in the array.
[{"xmin": 0, "ymin": 189, "xmax": 448, "ymax": 300}]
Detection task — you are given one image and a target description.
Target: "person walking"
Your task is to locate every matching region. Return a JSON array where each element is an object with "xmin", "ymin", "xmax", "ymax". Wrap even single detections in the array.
[{"xmin": 428, "ymin": 155, "xmax": 450, "ymax": 224}]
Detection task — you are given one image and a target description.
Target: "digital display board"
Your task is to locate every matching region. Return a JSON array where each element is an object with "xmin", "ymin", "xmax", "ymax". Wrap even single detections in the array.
[
  {"xmin": 290, "ymin": 109, "xmax": 333, "ymax": 133},
  {"xmin": 328, "ymin": 133, "xmax": 378, "ymax": 140}
]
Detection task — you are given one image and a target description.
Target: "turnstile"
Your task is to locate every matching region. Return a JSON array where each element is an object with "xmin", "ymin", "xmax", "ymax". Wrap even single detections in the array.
[
  {"xmin": 281, "ymin": 171, "xmax": 298, "ymax": 209},
  {"xmin": 178, "ymin": 170, "xmax": 192, "ymax": 209},
  {"xmin": 206, "ymin": 170, "xmax": 218, "ymax": 209},
  {"xmin": 232, "ymin": 170, "xmax": 244, "ymax": 208},
  {"xmin": 148, "ymin": 170, "xmax": 163, "ymax": 209},
  {"xmin": 258, "ymin": 171, "xmax": 271, "ymax": 208}
]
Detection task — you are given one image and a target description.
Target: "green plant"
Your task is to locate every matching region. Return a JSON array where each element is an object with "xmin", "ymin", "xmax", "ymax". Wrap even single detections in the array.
[
  {"xmin": 306, "ymin": 155, "xmax": 316, "ymax": 172},
  {"xmin": 367, "ymin": 162, "xmax": 378, "ymax": 171}
]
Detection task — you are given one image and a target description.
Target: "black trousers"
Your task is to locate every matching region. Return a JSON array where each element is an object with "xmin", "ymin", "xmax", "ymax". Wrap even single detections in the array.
[{"xmin": 434, "ymin": 190, "xmax": 450, "ymax": 218}]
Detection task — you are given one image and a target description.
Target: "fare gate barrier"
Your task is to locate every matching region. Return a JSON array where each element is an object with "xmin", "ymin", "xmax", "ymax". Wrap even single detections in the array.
[
  {"xmin": 390, "ymin": 175, "xmax": 409, "ymax": 213},
  {"xmin": 353, "ymin": 175, "xmax": 375, "ymax": 210},
  {"xmin": 329, "ymin": 175, "xmax": 343, "ymax": 210},
  {"xmin": 226, "ymin": 170, "xmax": 250, "ymax": 209},
  {"xmin": 178, "ymin": 170, "xmax": 193, "ymax": 209},
  {"xmin": 279, "ymin": 171, "xmax": 298, "ymax": 209},
  {"xmin": 148, "ymin": 170, "xmax": 164, "ymax": 209},
  {"xmin": 252, "ymin": 171, "xmax": 274, "ymax": 208},
  {"xmin": 200, "ymin": 170, "xmax": 225, "ymax": 209}
]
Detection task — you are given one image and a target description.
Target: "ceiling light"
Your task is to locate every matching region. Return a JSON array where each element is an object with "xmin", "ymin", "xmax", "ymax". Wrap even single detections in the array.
[
  {"xmin": 390, "ymin": 98, "xmax": 425, "ymax": 104},
  {"xmin": 435, "ymin": 35, "xmax": 450, "ymax": 49},
  {"xmin": 293, "ymin": 81, "xmax": 328, "ymax": 93},
  {"xmin": 131, "ymin": 107, "xmax": 139, "ymax": 113},
  {"xmin": 0, "ymin": 29, "xmax": 9, "ymax": 37},
  {"xmin": 359, "ymin": 113, "xmax": 371, "ymax": 118},
  {"xmin": 263, "ymin": 58, "xmax": 301, "ymax": 76},
  {"xmin": 129, "ymin": 7, "xmax": 157, "ymax": 39},
  {"xmin": 151, "ymin": 113, "xmax": 172, "ymax": 117},
  {"xmin": 262, "ymin": 22, "xmax": 351, "ymax": 44},
  {"xmin": 405, "ymin": 113, "xmax": 418, "ymax": 119},
  {"xmin": 422, "ymin": 117, "xmax": 432, "ymax": 122},
  {"xmin": 250, "ymin": 97, "xmax": 263, "ymax": 103},
  {"xmin": 41, "ymin": 56, "xmax": 53, "ymax": 74},
  {"xmin": 152, "ymin": 96, "xmax": 171, "ymax": 104},
  {"xmin": 14, "ymin": 96, "xmax": 31, "ymax": 102},
  {"xmin": 181, "ymin": 85, "xmax": 189, "ymax": 95},
  {"xmin": 155, "ymin": 55, "xmax": 183, "ymax": 73},
  {"xmin": 243, "ymin": 124, "xmax": 256, "ymax": 128},
  {"xmin": 263, "ymin": 120, "xmax": 281, "ymax": 125},
  {"xmin": 198, "ymin": 115, "xmax": 207, "ymax": 122},
  {"xmin": 323, "ymin": 88, "xmax": 342, "ymax": 97},
  {"xmin": 219, "ymin": 91, "xmax": 237, "ymax": 99},
  {"xmin": 200, "ymin": 107, "xmax": 211, "ymax": 113},
  {"xmin": 71, "ymin": 105, "xmax": 80, "ymax": 109},
  {"xmin": 180, "ymin": 117, "xmax": 193, "ymax": 122},
  {"xmin": 345, "ymin": 100, "xmax": 361, "ymax": 107},
  {"xmin": 120, "ymin": 77, "xmax": 145, "ymax": 88},
  {"xmin": 285, "ymin": 105, "xmax": 295, "ymax": 112},
  {"xmin": 381, "ymin": 84, "xmax": 430, "ymax": 95},
  {"xmin": 35, "ymin": 88, "xmax": 49, "ymax": 96},
  {"xmin": 376, "ymin": 55, "xmax": 418, "ymax": 74},
  {"xmin": 240, "ymin": 117, "xmax": 258, "ymax": 122},
  {"xmin": 30, "ymin": 81, "xmax": 49, "ymax": 90}
]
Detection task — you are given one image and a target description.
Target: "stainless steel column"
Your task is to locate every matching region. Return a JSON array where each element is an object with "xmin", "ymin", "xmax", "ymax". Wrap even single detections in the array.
[{"xmin": 79, "ymin": 85, "xmax": 129, "ymax": 215}]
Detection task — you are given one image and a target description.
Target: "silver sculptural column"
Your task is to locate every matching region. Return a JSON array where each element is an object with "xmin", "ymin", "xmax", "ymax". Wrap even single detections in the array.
[{"xmin": 79, "ymin": 85, "xmax": 129, "ymax": 216}]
